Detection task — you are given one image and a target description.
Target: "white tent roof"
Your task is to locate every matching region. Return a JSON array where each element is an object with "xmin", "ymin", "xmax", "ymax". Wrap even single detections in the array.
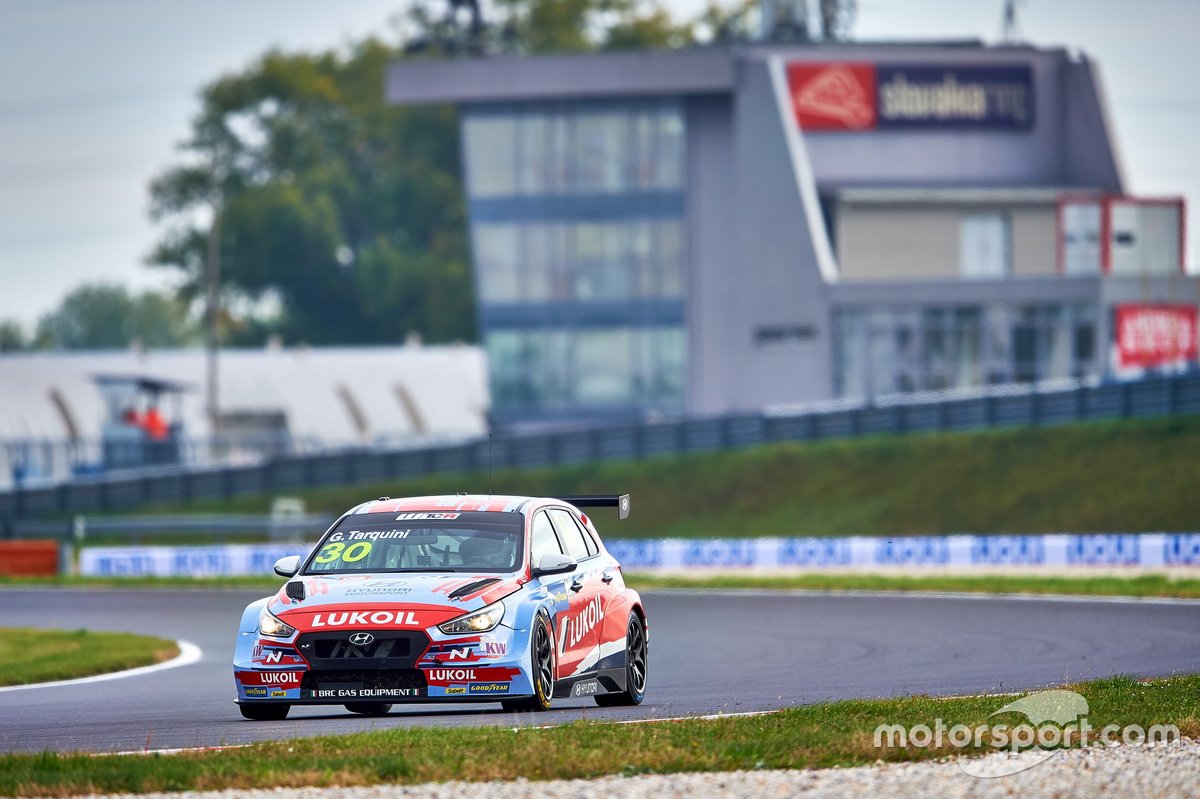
[{"xmin": 0, "ymin": 344, "xmax": 489, "ymax": 445}]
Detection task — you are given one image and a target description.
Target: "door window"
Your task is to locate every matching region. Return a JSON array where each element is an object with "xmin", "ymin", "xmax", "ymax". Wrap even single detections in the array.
[
  {"xmin": 548, "ymin": 509, "xmax": 591, "ymax": 561},
  {"xmin": 530, "ymin": 511, "xmax": 564, "ymax": 565}
]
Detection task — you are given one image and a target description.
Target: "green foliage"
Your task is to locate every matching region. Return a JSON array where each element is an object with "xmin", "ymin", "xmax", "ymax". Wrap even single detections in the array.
[
  {"xmin": 148, "ymin": 39, "xmax": 473, "ymax": 346},
  {"xmin": 0, "ymin": 319, "xmax": 28, "ymax": 352},
  {"xmin": 33, "ymin": 283, "xmax": 195, "ymax": 350},
  {"xmin": 0, "ymin": 627, "xmax": 178, "ymax": 687}
]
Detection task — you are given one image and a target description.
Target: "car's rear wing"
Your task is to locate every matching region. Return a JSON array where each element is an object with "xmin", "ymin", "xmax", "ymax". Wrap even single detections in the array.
[{"xmin": 554, "ymin": 494, "xmax": 631, "ymax": 520}]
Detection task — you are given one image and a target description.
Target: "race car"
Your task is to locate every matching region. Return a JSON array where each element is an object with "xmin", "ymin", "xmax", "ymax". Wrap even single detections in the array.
[{"xmin": 232, "ymin": 493, "xmax": 647, "ymax": 720}]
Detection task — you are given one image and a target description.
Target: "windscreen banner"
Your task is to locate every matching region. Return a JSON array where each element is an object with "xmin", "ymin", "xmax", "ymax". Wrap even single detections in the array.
[
  {"xmin": 1113, "ymin": 303, "xmax": 1199, "ymax": 369},
  {"xmin": 787, "ymin": 62, "xmax": 1035, "ymax": 131}
]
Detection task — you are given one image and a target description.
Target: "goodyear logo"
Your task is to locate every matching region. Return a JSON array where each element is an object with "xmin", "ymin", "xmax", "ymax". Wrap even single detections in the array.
[
  {"xmin": 244, "ymin": 687, "xmax": 268, "ymax": 697},
  {"xmin": 446, "ymin": 686, "xmax": 466, "ymax": 695},
  {"xmin": 468, "ymin": 682, "xmax": 509, "ymax": 694}
]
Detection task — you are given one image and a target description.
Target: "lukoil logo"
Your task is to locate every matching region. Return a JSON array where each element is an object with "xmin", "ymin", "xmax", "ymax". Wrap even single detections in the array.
[{"xmin": 873, "ymin": 689, "xmax": 1179, "ymax": 778}]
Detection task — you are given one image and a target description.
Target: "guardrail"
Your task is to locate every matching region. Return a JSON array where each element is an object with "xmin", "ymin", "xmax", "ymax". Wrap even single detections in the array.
[
  {"xmin": 2, "ymin": 513, "xmax": 333, "ymax": 544},
  {"xmin": 2, "ymin": 372, "xmax": 1198, "ymax": 525},
  {"xmin": 72, "ymin": 532, "xmax": 1200, "ymax": 576}
]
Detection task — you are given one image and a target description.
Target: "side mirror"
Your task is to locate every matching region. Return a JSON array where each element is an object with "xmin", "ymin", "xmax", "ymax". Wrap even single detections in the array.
[
  {"xmin": 273, "ymin": 555, "xmax": 302, "ymax": 578},
  {"xmin": 532, "ymin": 553, "xmax": 577, "ymax": 578}
]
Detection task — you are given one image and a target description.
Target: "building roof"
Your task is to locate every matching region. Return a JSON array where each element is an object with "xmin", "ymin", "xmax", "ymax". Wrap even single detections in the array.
[{"xmin": 0, "ymin": 345, "xmax": 489, "ymax": 445}]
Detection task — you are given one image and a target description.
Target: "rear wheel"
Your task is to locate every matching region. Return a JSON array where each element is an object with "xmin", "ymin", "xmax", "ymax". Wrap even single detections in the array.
[
  {"xmin": 239, "ymin": 703, "xmax": 290, "ymax": 721},
  {"xmin": 345, "ymin": 703, "xmax": 392, "ymax": 716},
  {"xmin": 595, "ymin": 613, "xmax": 647, "ymax": 707},
  {"xmin": 502, "ymin": 613, "xmax": 555, "ymax": 712}
]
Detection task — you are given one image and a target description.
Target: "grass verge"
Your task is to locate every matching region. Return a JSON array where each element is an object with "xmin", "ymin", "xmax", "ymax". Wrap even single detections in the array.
[
  {"xmin": 2, "ymin": 674, "xmax": 1197, "ymax": 796},
  {"xmin": 0, "ymin": 628, "xmax": 179, "ymax": 687},
  {"xmin": 134, "ymin": 414, "xmax": 1200, "ymax": 537},
  {"xmin": 5, "ymin": 572, "xmax": 1200, "ymax": 600}
]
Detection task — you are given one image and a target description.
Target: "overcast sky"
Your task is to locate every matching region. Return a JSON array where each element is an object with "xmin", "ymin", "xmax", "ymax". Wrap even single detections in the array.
[{"xmin": 1, "ymin": 0, "xmax": 1196, "ymax": 329}]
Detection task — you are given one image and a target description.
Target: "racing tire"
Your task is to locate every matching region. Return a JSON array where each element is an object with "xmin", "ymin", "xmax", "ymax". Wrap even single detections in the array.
[
  {"xmin": 595, "ymin": 613, "xmax": 647, "ymax": 707},
  {"xmin": 501, "ymin": 612, "xmax": 555, "ymax": 712},
  {"xmin": 345, "ymin": 703, "xmax": 392, "ymax": 716},
  {"xmin": 239, "ymin": 703, "xmax": 291, "ymax": 721}
]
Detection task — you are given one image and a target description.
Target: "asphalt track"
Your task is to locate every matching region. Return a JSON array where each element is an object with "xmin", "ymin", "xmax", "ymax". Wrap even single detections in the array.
[{"xmin": 1, "ymin": 587, "xmax": 1198, "ymax": 754}]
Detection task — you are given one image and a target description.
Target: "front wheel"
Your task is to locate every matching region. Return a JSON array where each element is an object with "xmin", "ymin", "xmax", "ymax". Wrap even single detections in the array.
[
  {"xmin": 502, "ymin": 612, "xmax": 555, "ymax": 712},
  {"xmin": 595, "ymin": 613, "xmax": 647, "ymax": 707},
  {"xmin": 239, "ymin": 703, "xmax": 290, "ymax": 721},
  {"xmin": 345, "ymin": 703, "xmax": 392, "ymax": 716}
]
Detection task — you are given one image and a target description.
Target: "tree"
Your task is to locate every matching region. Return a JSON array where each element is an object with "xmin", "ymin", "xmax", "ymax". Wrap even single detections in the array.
[
  {"xmin": 34, "ymin": 284, "xmax": 194, "ymax": 350},
  {"xmin": 0, "ymin": 320, "xmax": 28, "ymax": 353},
  {"xmin": 147, "ymin": 1, "xmax": 696, "ymax": 347}
]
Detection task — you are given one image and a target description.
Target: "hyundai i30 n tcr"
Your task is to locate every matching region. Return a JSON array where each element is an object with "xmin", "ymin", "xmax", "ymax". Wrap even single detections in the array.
[{"xmin": 232, "ymin": 494, "xmax": 646, "ymax": 720}]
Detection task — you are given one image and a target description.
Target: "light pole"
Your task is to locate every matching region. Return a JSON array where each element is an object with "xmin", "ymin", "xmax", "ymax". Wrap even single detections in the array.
[{"xmin": 205, "ymin": 204, "xmax": 221, "ymax": 447}]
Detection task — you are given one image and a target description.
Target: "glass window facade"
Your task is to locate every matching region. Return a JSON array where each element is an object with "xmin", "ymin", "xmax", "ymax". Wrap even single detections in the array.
[
  {"xmin": 462, "ymin": 101, "xmax": 687, "ymax": 420},
  {"xmin": 834, "ymin": 303, "xmax": 1099, "ymax": 398}
]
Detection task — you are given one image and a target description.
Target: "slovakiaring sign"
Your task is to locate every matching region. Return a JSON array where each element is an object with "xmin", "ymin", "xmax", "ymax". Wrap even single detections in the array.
[
  {"xmin": 77, "ymin": 533, "xmax": 1200, "ymax": 576},
  {"xmin": 787, "ymin": 62, "xmax": 1034, "ymax": 131}
]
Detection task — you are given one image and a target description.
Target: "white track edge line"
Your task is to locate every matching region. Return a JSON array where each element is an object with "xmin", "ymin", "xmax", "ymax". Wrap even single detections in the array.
[{"xmin": 0, "ymin": 640, "xmax": 201, "ymax": 693}]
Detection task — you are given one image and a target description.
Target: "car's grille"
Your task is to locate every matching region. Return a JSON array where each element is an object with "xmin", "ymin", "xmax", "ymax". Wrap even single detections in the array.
[
  {"xmin": 300, "ymin": 668, "xmax": 427, "ymax": 692},
  {"xmin": 295, "ymin": 631, "xmax": 429, "ymax": 670}
]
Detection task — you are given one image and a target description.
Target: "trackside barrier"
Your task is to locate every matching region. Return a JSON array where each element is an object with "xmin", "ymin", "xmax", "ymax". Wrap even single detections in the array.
[
  {"xmin": 75, "ymin": 534, "xmax": 1200, "ymax": 576},
  {"xmin": 0, "ymin": 539, "xmax": 59, "ymax": 576},
  {"xmin": 5, "ymin": 372, "xmax": 1200, "ymax": 524}
]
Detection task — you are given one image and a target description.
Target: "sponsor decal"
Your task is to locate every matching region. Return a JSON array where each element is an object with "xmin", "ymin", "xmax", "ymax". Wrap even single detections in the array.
[
  {"xmin": 271, "ymin": 690, "xmax": 288, "ymax": 698},
  {"xmin": 396, "ymin": 512, "xmax": 460, "ymax": 520},
  {"xmin": 480, "ymin": 636, "xmax": 507, "ymax": 657},
  {"xmin": 446, "ymin": 686, "xmax": 466, "ymax": 695},
  {"xmin": 306, "ymin": 688, "xmax": 420, "ymax": 699},
  {"xmin": 468, "ymin": 682, "xmax": 510, "ymax": 694},
  {"xmin": 1114, "ymin": 304, "xmax": 1198, "ymax": 369},
  {"xmin": 448, "ymin": 647, "xmax": 472, "ymax": 660},
  {"xmin": 559, "ymin": 595, "xmax": 605, "ymax": 654},
  {"xmin": 238, "ymin": 670, "xmax": 303, "ymax": 687},
  {"xmin": 244, "ymin": 687, "xmax": 268, "ymax": 697},
  {"xmin": 252, "ymin": 644, "xmax": 304, "ymax": 665},
  {"xmin": 328, "ymin": 529, "xmax": 412, "ymax": 542},
  {"xmin": 1068, "ymin": 535, "xmax": 1139, "ymax": 566},
  {"xmin": 311, "ymin": 610, "xmax": 421, "ymax": 628},
  {"xmin": 786, "ymin": 62, "xmax": 1034, "ymax": 132},
  {"xmin": 426, "ymin": 668, "xmax": 476, "ymax": 682},
  {"xmin": 264, "ymin": 650, "xmax": 284, "ymax": 664},
  {"xmin": 571, "ymin": 679, "xmax": 601, "ymax": 697},
  {"xmin": 345, "ymin": 585, "xmax": 413, "ymax": 597}
]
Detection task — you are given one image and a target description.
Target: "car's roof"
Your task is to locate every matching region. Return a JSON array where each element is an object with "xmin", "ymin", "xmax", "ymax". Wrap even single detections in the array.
[{"xmin": 347, "ymin": 494, "xmax": 561, "ymax": 516}]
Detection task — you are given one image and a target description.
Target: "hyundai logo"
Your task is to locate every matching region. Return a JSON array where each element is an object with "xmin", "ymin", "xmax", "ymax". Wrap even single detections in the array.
[{"xmin": 349, "ymin": 632, "xmax": 374, "ymax": 646}]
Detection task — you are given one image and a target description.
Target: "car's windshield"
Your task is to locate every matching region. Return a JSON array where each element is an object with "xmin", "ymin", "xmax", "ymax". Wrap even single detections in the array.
[{"xmin": 303, "ymin": 511, "xmax": 524, "ymax": 574}]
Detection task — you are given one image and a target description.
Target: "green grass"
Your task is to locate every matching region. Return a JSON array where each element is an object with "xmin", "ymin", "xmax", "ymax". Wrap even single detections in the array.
[
  {"xmin": 0, "ymin": 627, "xmax": 179, "ymax": 687},
  {"xmin": 132, "ymin": 415, "xmax": 1200, "ymax": 538},
  {"xmin": 1, "ymin": 674, "xmax": 1196, "ymax": 796}
]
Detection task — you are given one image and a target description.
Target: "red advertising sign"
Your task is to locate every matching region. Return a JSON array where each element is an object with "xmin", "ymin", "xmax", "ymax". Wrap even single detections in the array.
[
  {"xmin": 786, "ymin": 62, "xmax": 877, "ymax": 130},
  {"xmin": 1114, "ymin": 304, "xmax": 1199, "ymax": 369}
]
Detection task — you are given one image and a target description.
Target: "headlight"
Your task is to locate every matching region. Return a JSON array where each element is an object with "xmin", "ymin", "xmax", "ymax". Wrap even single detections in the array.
[
  {"xmin": 438, "ymin": 601, "xmax": 505, "ymax": 635},
  {"xmin": 258, "ymin": 606, "xmax": 296, "ymax": 638}
]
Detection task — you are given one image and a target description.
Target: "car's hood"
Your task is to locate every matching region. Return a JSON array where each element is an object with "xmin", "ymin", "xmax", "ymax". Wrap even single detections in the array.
[{"xmin": 267, "ymin": 573, "xmax": 525, "ymax": 633}]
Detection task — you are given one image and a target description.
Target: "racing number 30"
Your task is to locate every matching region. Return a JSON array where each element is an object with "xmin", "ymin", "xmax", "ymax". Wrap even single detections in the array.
[{"xmin": 314, "ymin": 541, "xmax": 372, "ymax": 563}]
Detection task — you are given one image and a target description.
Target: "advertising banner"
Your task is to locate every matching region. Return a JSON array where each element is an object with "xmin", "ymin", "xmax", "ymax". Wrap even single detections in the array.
[
  {"xmin": 77, "ymin": 536, "xmax": 1198, "ymax": 576},
  {"xmin": 786, "ymin": 63, "xmax": 1034, "ymax": 131},
  {"xmin": 1114, "ymin": 304, "xmax": 1199, "ymax": 369}
]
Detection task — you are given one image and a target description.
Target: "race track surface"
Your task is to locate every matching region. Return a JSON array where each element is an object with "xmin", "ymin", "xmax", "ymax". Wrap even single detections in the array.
[{"xmin": 1, "ymin": 587, "xmax": 1198, "ymax": 754}]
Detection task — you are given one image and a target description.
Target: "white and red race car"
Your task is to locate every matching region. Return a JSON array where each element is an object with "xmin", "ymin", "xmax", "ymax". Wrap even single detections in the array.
[{"xmin": 232, "ymin": 494, "xmax": 646, "ymax": 720}]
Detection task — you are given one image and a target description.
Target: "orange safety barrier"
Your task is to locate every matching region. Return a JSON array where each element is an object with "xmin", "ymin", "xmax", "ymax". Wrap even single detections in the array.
[{"xmin": 0, "ymin": 540, "xmax": 59, "ymax": 576}]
